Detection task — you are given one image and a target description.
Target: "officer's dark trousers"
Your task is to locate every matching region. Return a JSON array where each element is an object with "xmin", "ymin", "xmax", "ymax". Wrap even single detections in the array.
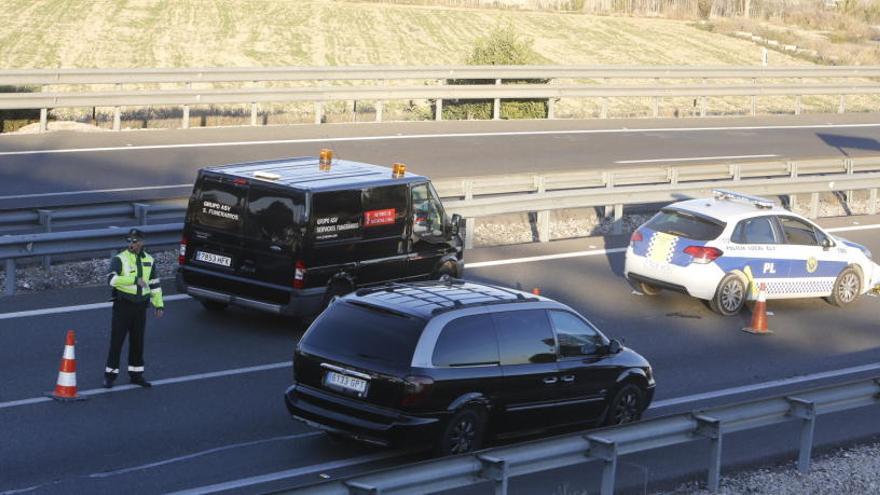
[{"xmin": 105, "ymin": 298, "xmax": 148, "ymax": 379}]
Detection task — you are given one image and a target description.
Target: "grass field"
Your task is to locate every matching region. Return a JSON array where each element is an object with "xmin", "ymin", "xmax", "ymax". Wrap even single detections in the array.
[{"xmin": 4, "ymin": 0, "xmax": 877, "ymax": 130}]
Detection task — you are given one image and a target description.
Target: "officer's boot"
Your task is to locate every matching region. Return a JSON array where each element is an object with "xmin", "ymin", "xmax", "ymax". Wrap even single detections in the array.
[
  {"xmin": 103, "ymin": 372, "xmax": 116, "ymax": 389},
  {"xmin": 130, "ymin": 372, "xmax": 152, "ymax": 388}
]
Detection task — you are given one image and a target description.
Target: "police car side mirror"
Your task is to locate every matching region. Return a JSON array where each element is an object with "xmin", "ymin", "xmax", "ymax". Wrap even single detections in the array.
[
  {"xmin": 450, "ymin": 213, "xmax": 462, "ymax": 236},
  {"xmin": 821, "ymin": 237, "xmax": 834, "ymax": 250}
]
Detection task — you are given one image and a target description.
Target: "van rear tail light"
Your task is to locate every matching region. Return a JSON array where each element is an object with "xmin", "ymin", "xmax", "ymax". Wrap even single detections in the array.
[
  {"xmin": 401, "ymin": 375, "xmax": 434, "ymax": 407},
  {"xmin": 630, "ymin": 230, "xmax": 643, "ymax": 243},
  {"xmin": 293, "ymin": 260, "xmax": 306, "ymax": 289},
  {"xmin": 178, "ymin": 237, "xmax": 188, "ymax": 265},
  {"xmin": 683, "ymin": 245, "xmax": 723, "ymax": 264}
]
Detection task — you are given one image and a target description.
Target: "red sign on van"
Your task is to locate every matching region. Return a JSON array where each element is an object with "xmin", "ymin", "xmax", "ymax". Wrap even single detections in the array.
[{"xmin": 364, "ymin": 208, "xmax": 396, "ymax": 227}]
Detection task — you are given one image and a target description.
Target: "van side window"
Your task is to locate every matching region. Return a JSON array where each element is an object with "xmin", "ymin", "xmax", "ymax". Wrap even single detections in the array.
[
  {"xmin": 244, "ymin": 189, "xmax": 305, "ymax": 247},
  {"xmin": 432, "ymin": 315, "xmax": 499, "ymax": 367},
  {"xmin": 778, "ymin": 216, "xmax": 819, "ymax": 246},
  {"xmin": 313, "ymin": 190, "xmax": 363, "ymax": 242},
  {"xmin": 362, "ymin": 185, "xmax": 408, "ymax": 239},
  {"xmin": 492, "ymin": 310, "xmax": 556, "ymax": 365},
  {"xmin": 192, "ymin": 179, "xmax": 244, "ymax": 231},
  {"xmin": 732, "ymin": 217, "xmax": 779, "ymax": 244},
  {"xmin": 549, "ymin": 310, "xmax": 604, "ymax": 357},
  {"xmin": 411, "ymin": 183, "xmax": 444, "ymax": 238}
]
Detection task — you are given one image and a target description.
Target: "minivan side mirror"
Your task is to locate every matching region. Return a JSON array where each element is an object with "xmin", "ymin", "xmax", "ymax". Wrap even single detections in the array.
[
  {"xmin": 606, "ymin": 339, "xmax": 623, "ymax": 355},
  {"xmin": 450, "ymin": 213, "xmax": 462, "ymax": 236}
]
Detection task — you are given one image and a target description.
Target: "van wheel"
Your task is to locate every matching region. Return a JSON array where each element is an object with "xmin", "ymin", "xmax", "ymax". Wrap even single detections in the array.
[
  {"xmin": 636, "ymin": 281, "xmax": 661, "ymax": 296},
  {"xmin": 200, "ymin": 299, "xmax": 228, "ymax": 312},
  {"xmin": 435, "ymin": 407, "xmax": 485, "ymax": 456},
  {"xmin": 435, "ymin": 261, "xmax": 458, "ymax": 279},
  {"xmin": 828, "ymin": 267, "xmax": 861, "ymax": 307},
  {"xmin": 709, "ymin": 274, "xmax": 746, "ymax": 316},
  {"xmin": 603, "ymin": 384, "xmax": 645, "ymax": 426}
]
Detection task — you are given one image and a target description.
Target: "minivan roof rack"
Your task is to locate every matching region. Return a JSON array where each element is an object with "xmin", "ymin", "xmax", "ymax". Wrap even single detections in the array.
[
  {"xmin": 354, "ymin": 281, "xmax": 539, "ymax": 316},
  {"xmin": 712, "ymin": 189, "xmax": 775, "ymax": 209}
]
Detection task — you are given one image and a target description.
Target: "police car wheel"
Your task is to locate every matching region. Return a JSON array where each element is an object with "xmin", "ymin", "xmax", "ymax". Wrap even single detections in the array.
[
  {"xmin": 637, "ymin": 281, "xmax": 662, "ymax": 296},
  {"xmin": 200, "ymin": 299, "xmax": 228, "ymax": 312},
  {"xmin": 829, "ymin": 267, "xmax": 861, "ymax": 307},
  {"xmin": 710, "ymin": 274, "xmax": 746, "ymax": 316}
]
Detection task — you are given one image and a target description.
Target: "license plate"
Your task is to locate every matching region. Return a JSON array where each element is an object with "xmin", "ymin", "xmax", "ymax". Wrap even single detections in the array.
[
  {"xmin": 195, "ymin": 251, "xmax": 231, "ymax": 267},
  {"xmin": 324, "ymin": 371, "xmax": 368, "ymax": 395}
]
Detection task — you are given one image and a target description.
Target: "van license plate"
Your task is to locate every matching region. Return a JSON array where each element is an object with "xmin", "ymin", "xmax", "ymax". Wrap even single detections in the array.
[
  {"xmin": 195, "ymin": 251, "xmax": 231, "ymax": 267},
  {"xmin": 324, "ymin": 371, "xmax": 368, "ymax": 395}
]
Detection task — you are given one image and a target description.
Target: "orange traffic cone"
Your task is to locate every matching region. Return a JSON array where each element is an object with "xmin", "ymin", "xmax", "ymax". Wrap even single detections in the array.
[
  {"xmin": 47, "ymin": 330, "xmax": 88, "ymax": 401},
  {"xmin": 742, "ymin": 283, "xmax": 772, "ymax": 335}
]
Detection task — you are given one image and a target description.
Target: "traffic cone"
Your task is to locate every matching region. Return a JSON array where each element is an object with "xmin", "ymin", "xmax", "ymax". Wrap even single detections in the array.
[
  {"xmin": 742, "ymin": 283, "xmax": 772, "ymax": 335},
  {"xmin": 47, "ymin": 330, "xmax": 88, "ymax": 401}
]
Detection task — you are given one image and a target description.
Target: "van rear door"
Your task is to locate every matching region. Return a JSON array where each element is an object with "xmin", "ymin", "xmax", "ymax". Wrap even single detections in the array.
[
  {"xmin": 186, "ymin": 174, "xmax": 247, "ymax": 274},
  {"xmin": 239, "ymin": 184, "xmax": 306, "ymax": 288}
]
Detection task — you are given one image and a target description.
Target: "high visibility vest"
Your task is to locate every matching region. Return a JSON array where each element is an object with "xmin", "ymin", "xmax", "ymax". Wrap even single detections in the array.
[{"xmin": 109, "ymin": 250, "xmax": 164, "ymax": 308}]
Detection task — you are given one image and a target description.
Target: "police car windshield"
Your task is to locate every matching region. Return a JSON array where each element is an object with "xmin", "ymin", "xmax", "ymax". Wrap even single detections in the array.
[{"xmin": 646, "ymin": 209, "xmax": 725, "ymax": 241}]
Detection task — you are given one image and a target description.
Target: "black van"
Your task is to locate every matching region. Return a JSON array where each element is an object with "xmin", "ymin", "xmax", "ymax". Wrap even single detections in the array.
[{"xmin": 176, "ymin": 153, "xmax": 463, "ymax": 317}]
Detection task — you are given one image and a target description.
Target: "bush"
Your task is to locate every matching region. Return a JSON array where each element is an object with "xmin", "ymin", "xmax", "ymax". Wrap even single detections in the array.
[{"xmin": 442, "ymin": 25, "xmax": 548, "ymax": 121}]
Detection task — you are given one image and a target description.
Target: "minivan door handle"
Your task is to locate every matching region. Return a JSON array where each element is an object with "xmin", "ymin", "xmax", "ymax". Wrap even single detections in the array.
[
  {"xmin": 561, "ymin": 375, "xmax": 575, "ymax": 383},
  {"xmin": 542, "ymin": 376, "xmax": 558, "ymax": 385}
]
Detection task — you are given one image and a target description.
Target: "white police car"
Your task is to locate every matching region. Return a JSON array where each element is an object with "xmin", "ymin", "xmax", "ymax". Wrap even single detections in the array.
[{"xmin": 624, "ymin": 189, "xmax": 880, "ymax": 315}]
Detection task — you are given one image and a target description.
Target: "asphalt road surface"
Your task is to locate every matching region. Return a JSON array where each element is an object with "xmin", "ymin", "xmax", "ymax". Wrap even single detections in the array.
[
  {"xmin": 1, "ymin": 214, "xmax": 878, "ymax": 495},
  {"xmin": 2, "ymin": 114, "xmax": 880, "ymax": 208}
]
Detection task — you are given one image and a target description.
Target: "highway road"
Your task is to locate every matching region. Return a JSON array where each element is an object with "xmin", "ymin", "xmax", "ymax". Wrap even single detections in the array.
[
  {"xmin": 2, "ymin": 114, "xmax": 880, "ymax": 207},
  {"xmin": 1, "ymin": 213, "xmax": 879, "ymax": 495}
]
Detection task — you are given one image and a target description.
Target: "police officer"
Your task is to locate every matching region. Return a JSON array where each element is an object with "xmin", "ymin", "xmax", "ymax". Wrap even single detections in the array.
[{"xmin": 103, "ymin": 228, "xmax": 164, "ymax": 388}]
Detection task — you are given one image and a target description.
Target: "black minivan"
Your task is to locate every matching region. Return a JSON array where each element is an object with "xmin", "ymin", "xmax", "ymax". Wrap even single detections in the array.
[
  {"xmin": 176, "ymin": 153, "xmax": 463, "ymax": 317},
  {"xmin": 285, "ymin": 279, "xmax": 655, "ymax": 455}
]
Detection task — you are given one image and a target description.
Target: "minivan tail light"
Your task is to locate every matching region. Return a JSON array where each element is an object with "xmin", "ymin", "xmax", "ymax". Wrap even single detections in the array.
[
  {"xmin": 630, "ymin": 230, "xmax": 643, "ymax": 243},
  {"xmin": 293, "ymin": 260, "xmax": 306, "ymax": 289},
  {"xmin": 684, "ymin": 245, "xmax": 723, "ymax": 263},
  {"xmin": 178, "ymin": 237, "xmax": 188, "ymax": 265},
  {"xmin": 400, "ymin": 375, "xmax": 434, "ymax": 407}
]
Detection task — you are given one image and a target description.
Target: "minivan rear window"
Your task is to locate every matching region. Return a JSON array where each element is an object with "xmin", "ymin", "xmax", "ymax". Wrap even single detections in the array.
[
  {"xmin": 301, "ymin": 301, "xmax": 425, "ymax": 367},
  {"xmin": 192, "ymin": 178, "xmax": 245, "ymax": 231},
  {"xmin": 645, "ymin": 209, "xmax": 725, "ymax": 241}
]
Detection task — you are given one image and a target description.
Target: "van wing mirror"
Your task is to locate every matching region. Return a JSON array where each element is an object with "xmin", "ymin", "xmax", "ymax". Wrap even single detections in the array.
[{"xmin": 450, "ymin": 213, "xmax": 462, "ymax": 236}]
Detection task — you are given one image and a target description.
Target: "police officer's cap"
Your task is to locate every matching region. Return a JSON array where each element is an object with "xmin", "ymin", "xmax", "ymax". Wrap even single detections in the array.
[{"xmin": 126, "ymin": 228, "xmax": 144, "ymax": 242}]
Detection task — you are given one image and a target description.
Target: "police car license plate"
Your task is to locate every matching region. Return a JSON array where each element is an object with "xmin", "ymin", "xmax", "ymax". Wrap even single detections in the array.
[
  {"xmin": 195, "ymin": 251, "xmax": 231, "ymax": 267},
  {"xmin": 324, "ymin": 371, "xmax": 368, "ymax": 395}
]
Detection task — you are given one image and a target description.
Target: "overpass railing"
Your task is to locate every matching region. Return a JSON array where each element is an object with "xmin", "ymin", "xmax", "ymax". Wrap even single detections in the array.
[
  {"xmin": 275, "ymin": 376, "xmax": 880, "ymax": 495},
  {"xmin": 2, "ymin": 65, "xmax": 880, "ymax": 131}
]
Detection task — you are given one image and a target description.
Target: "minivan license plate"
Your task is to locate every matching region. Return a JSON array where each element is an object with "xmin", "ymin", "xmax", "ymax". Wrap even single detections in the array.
[
  {"xmin": 195, "ymin": 251, "xmax": 231, "ymax": 267},
  {"xmin": 324, "ymin": 371, "xmax": 367, "ymax": 395}
]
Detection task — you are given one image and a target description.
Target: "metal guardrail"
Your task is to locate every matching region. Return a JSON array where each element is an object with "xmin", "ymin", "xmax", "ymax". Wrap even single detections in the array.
[
  {"xmin": 279, "ymin": 377, "xmax": 880, "ymax": 495},
  {"xmin": 3, "ymin": 65, "xmax": 880, "ymax": 86},
  {"xmin": 3, "ymin": 65, "xmax": 880, "ymax": 130},
  {"xmin": 0, "ymin": 224, "xmax": 182, "ymax": 297},
  {"xmin": 2, "ymin": 157, "xmax": 880, "ymax": 295}
]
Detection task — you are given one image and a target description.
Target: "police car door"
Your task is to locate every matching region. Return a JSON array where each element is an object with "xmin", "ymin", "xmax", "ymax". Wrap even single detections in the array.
[
  {"xmin": 728, "ymin": 215, "xmax": 788, "ymax": 297},
  {"xmin": 776, "ymin": 216, "xmax": 842, "ymax": 298}
]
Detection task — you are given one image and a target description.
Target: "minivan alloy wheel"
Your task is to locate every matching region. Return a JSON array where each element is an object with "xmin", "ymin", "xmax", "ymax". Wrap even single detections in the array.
[
  {"xmin": 437, "ymin": 407, "xmax": 485, "ymax": 456},
  {"xmin": 605, "ymin": 384, "xmax": 645, "ymax": 426},
  {"xmin": 448, "ymin": 417, "xmax": 476, "ymax": 454}
]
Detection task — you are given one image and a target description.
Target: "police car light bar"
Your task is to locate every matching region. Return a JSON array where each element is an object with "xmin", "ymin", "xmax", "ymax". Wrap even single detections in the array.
[{"xmin": 712, "ymin": 189, "xmax": 775, "ymax": 209}]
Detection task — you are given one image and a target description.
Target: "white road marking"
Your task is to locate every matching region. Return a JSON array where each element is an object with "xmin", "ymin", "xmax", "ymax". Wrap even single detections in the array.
[
  {"xmin": 615, "ymin": 154, "xmax": 777, "ymax": 164},
  {"xmin": 0, "ymin": 294, "xmax": 190, "ymax": 320},
  {"xmin": 650, "ymin": 361, "xmax": 880, "ymax": 409},
  {"xmin": 165, "ymin": 450, "xmax": 408, "ymax": 495},
  {"xmin": 1, "ymin": 123, "xmax": 880, "ymax": 157},
  {"xmin": 467, "ymin": 247, "xmax": 628, "ymax": 268},
  {"xmin": 89, "ymin": 432, "xmax": 322, "ymax": 478},
  {"xmin": 0, "ymin": 184, "xmax": 191, "ymax": 201},
  {"xmin": 0, "ymin": 361, "xmax": 290, "ymax": 410}
]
